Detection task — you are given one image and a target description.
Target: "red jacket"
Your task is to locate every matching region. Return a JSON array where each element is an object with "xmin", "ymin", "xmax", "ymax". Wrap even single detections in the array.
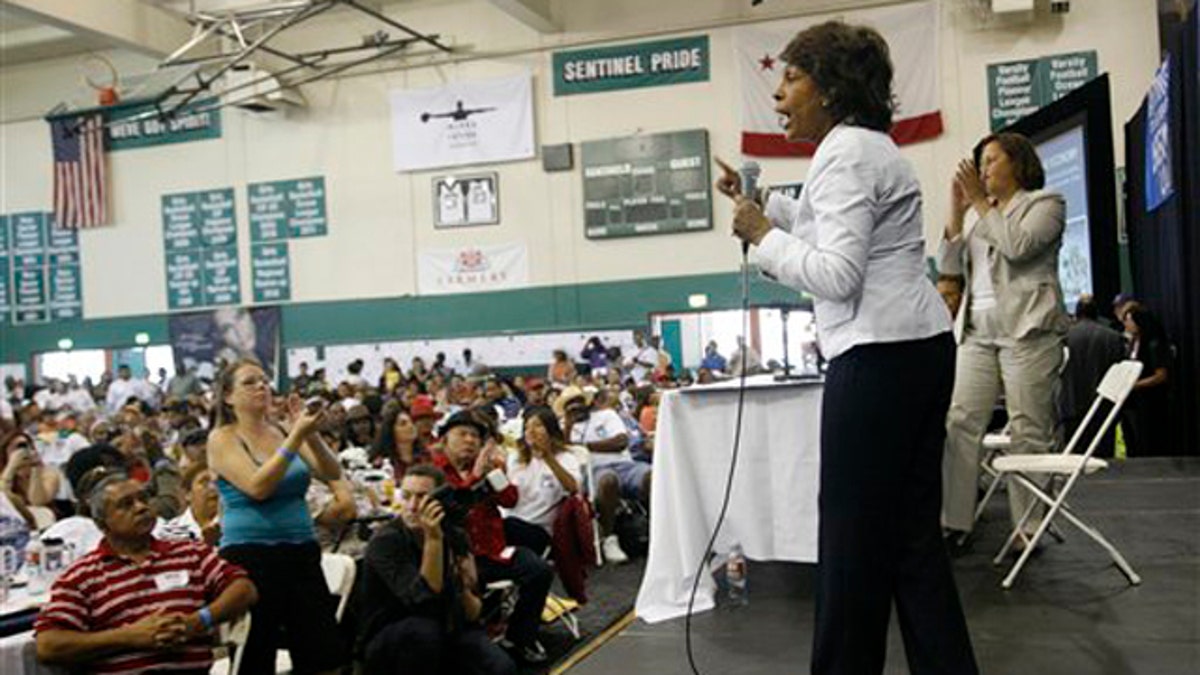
[
  {"xmin": 551, "ymin": 494, "xmax": 596, "ymax": 603},
  {"xmin": 434, "ymin": 453, "xmax": 519, "ymax": 563}
]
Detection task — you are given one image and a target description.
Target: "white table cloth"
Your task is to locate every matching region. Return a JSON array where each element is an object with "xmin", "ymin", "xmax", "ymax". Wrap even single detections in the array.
[
  {"xmin": 635, "ymin": 375, "xmax": 823, "ymax": 623},
  {"xmin": 0, "ymin": 587, "xmax": 61, "ymax": 675},
  {"xmin": 0, "ymin": 631, "xmax": 67, "ymax": 675}
]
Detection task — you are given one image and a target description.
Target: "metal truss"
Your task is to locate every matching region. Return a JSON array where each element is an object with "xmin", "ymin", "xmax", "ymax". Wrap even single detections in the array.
[{"xmin": 91, "ymin": 0, "xmax": 454, "ymax": 125}]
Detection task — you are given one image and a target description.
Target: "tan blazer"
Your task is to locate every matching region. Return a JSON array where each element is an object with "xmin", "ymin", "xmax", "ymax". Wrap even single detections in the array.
[{"xmin": 938, "ymin": 189, "xmax": 1071, "ymax": 344}]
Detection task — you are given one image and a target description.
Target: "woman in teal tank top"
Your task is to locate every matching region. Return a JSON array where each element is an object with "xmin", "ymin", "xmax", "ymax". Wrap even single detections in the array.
[{"xmin": 208, "ymin": 359, "xmax": 345, "ymax": 674}]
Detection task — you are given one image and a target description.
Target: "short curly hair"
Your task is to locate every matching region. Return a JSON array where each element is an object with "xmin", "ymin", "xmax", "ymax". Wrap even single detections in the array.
[{"xmin": 780, "ymin": 21, "xmax": 896, "ymax": 132}]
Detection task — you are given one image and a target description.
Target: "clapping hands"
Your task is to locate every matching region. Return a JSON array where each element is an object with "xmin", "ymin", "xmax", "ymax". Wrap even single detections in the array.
[{"xmin": 286, "ymin": 394, "xmax": 326, "ymax": 439}]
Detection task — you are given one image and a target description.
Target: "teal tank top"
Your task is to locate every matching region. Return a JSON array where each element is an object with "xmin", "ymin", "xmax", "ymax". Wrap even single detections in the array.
[{"xmin": 217, "ymin": 441, "xmax": 316, "ymax": 547}]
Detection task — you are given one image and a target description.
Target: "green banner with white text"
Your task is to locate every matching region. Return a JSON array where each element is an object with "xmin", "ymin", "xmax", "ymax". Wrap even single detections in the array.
[{"xmin": 553, "ymin": 35, "xmax": 710, "ymax": 96}]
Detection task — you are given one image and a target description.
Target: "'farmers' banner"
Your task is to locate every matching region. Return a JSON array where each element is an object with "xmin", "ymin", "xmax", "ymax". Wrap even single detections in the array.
[{"xmin": 734, "ymin": 0, "xmax": 942, "ymax": 157}]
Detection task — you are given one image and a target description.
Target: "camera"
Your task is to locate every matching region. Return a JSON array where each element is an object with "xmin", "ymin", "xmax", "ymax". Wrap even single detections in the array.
[{"xmin": 430, "ymin": 469, "xmax": 510, "ymax": 522}]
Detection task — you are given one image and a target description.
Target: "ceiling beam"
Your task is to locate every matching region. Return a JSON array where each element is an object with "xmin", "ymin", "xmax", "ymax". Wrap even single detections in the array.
[
  {"xmin": 0, "ymin": 0, "xmax": 195, "ymax": 57},
  {"xmin": 486, "ymin": 0, "xmax": 558, "ymax": 33}
]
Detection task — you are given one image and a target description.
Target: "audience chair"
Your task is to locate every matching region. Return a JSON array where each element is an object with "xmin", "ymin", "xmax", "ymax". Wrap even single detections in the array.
[
  {"xmin": 320, "ymin": 552, "xmax": 357, "ymax": 622},
  {"xmin": 989, "ymin": 360, "xmax": 1143, "ymax": 589},
  {"xmin": 970, "ymin": 346, "xmax": 1072, "ymax": 532},
  {"xmin": 482, "ymin": 579, "xmax": 521, "ymax": 642},
  {"xmin": 209, "ymin": 611, "xmax": 251, "ymax": 675},
  {"xmin": 535, "ymin": 543, "xmax": 582, "ymax": 641},
  {"xmin": 569, "ymin": 445, "xmax": 604, "ymax": 567}
]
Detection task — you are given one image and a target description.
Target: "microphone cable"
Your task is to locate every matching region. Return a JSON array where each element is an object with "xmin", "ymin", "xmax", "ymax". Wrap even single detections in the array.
[{"xmin": 684, "ymin": 245, "xmax": 753, "ymax": 675}]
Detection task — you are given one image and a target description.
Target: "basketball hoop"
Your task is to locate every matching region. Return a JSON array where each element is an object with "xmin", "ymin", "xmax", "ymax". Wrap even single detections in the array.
[{"xmin": 80, "ymin": 54, "xmax": 120, "ymax": 106}]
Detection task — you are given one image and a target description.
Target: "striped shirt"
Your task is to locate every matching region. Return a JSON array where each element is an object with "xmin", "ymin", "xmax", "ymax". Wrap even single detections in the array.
[{"xmin": 34, "ymin": 537, "xmax": 247, "ymax": 675}]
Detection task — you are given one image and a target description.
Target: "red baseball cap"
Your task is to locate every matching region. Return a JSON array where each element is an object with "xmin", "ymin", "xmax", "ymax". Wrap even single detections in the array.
[{"xmin": 409, "ymin": 395, "xmax": 439, "ymax": 420}]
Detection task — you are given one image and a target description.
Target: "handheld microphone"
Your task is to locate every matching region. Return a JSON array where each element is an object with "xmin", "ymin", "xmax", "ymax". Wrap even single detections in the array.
[{"xmin": 738, "ymin": 161, "xmax": 762, "ymax": 255}]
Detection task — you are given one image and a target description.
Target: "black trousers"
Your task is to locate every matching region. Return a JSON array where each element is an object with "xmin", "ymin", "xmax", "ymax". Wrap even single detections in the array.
[
  {"xmin": 475, "ymin": 545, "xmax": 553, "ymax": 648},
  {"xmin": 813, "ymin": 334, "xmax": 979, "ymax": 675},
  {"xmin": 221, "ymin": 542, "xmax": 344, "ymax": 675},
  {"xmin": 364, "ymin": 617, "xmax": 516, "ymax": 675}
]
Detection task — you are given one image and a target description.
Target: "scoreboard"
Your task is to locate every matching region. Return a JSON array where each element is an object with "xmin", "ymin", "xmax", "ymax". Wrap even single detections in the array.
[{"xmin": 581, "ymin": 129, "xmax": 712, "ymax": 239}]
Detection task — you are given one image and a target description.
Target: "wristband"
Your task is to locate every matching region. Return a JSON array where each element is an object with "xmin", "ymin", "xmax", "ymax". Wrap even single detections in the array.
[
  {"xmin": 198, "ymin": 606, "xmax": 214, "ymax": 630},
  {"xmin": 277, "ymin": 447, "xmax": 297, "ymax": 462}
]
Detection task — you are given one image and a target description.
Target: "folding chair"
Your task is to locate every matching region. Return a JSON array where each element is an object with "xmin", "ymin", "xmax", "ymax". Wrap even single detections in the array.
[
  {"xmin": 972, "ymin": 345, "xmax": 1073, "ymax": 528},
  {"xmin": 569, "ymin": 445, "xmax": 604, "ymax": 567},
  {"xmin": 209, "ymin": 611, "xmax": 251, "ymax": 675},
  {"xmin": 320, "ymin": 552, "xmax": 357, "ymax": 622},
  {"xmin": 989, "ymin": 360, "xmax": 1143, "ymax": 589}
]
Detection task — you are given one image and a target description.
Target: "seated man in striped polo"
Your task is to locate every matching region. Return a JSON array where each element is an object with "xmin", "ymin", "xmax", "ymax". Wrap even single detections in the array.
[{"xmin": 34, "ymin": 469, "xmax": 257, "ymax": 674}]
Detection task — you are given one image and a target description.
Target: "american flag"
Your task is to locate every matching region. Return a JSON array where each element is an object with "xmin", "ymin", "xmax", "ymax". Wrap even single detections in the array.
[{"xmin": 50, "ymin": 113, "xmax": 108, "ymax": 228}]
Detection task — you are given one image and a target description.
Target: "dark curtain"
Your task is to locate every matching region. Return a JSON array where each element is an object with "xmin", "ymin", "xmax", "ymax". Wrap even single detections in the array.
[{"xmin": 1123, "ymin": 5, "xmax": 1200, "ymax": 456}]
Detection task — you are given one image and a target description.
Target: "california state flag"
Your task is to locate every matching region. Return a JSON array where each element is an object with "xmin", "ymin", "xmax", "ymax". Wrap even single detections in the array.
[{"xmin": 734, "ymin": 0, "xmax": 942, "ymax": 157}]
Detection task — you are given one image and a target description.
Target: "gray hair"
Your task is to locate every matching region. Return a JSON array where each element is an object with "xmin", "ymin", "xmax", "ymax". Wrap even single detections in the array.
[{"xmin": 84, "ymin": 469, "xmax": 131, "ymax": 525}]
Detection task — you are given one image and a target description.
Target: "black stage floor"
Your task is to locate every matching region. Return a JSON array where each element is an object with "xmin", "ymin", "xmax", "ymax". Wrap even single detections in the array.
[{"xmin": 567, "ymin": 458, "xmax": 1200, "ymax": 675}]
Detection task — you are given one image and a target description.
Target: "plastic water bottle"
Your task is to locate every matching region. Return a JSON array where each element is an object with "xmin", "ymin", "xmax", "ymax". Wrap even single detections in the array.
[
  {"xmin": 24, "ymin": 539, "xmax": 47, "ymax": 596},
  {"xmin": 726, "ymin": 543, "xmax": 748, "ymax": 605}
]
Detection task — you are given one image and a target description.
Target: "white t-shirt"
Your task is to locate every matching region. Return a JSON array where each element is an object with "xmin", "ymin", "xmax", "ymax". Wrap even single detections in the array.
[
  {"xmin": 628, "ymin": 346, "xmax": 656, "ymax": 383},
  {"xmin": 105, "ymin": 378, "xmax": 138, "ymax": 413},
  {"xmin": 153, "ymin": 508, "xmax": 202, "ymax": 542},
  {"xmin": 505, "ymin": 450, "xmax": 583, "ymax": 533},
  {"xmin": 40, "ymin": 433, "xmax": 90, "ymax": 469},
  {"xmin": 967, "ymin": 231, "xmax": 997, "ymax": 312},
  {"xmin": 568, "ymin": 408, "xmax": 631, "ymax": 467},
  {"xmin": 65, "ymin": 388, "xmax": 97, "ymax": 413}
]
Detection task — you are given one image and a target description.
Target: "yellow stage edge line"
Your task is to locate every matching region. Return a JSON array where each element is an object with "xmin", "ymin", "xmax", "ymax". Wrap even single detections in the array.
[{"xmin": 550, "ymin": 609, "xmax": 638, "ymax": 675}]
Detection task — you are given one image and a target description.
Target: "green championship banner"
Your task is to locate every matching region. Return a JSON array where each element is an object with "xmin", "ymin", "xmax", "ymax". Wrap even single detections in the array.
[
  {"xmin": 987, "ymin": 51, "xmax": 1097, "ymax": 131},
  {"xmin": 553, "ymin": 35, "xmax": 710, "ymax": 96},
  {"xmin": 162, "ymin": 188, "xmax": 240, "ymax": 310},
  {"xmin": 5, "ymin": 212, "xmax": 83, "ymax": 324}
]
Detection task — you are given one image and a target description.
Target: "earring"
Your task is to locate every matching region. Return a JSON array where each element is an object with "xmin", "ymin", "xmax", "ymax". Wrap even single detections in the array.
[{"xmin": 821, "ymin": 99, "xmax": 830, "ymax": 108}]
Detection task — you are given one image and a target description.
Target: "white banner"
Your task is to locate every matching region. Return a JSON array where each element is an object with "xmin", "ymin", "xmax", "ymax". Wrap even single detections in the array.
[
  {"xmin": 390, "ymin": 73, "xmax": 535, "ymax": 172},
  {"xmin": 417, "ymin": 242, "xmax": 530, "ymax": 296},
  {"xmin": 733, "ymin": 1, "xmax": 942, "ymax": 157}
]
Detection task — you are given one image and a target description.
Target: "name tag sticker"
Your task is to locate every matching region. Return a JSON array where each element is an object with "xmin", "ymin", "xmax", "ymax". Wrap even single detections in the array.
[{"xmin": 154, "ymin": 570, "xmax": 189, "ymax": 592}]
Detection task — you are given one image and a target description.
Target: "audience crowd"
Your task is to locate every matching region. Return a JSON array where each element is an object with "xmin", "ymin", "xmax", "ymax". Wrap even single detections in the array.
[
  {"xmin": 0, "ymin": 301, "xmax": 1176, "ymax": 673},
  {"xmin": 0, "ymin": 332, "xmax": 702, "ymax": 674}
]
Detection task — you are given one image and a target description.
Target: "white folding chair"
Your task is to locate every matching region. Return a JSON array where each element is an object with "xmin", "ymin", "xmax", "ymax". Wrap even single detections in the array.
[
  {"xmin": 569, "ymin": 444, "xmax": 604, "ymax": 567},
  {"xmin": 989, "ymin": 360, "xmax": 1143, "ymax": 589},
  {"xmin": 970, "ymin": 345, "xmax": 1072, "ymax": 529},
  {"xmin": 320, "ymin": 552, "xmax": 357, "ymax": 623},
  {"xmin": 209, "ymin": 611, "xmax": 251, "ymax": 675}
]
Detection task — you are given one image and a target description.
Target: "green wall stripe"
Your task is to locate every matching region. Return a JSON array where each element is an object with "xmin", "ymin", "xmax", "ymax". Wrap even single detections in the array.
[{"xmin": 1, "ymin": 270, "xmax": 804, "ymax": 366}]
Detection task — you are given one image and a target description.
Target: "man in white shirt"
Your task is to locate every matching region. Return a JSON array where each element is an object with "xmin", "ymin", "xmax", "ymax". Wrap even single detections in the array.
[
  {"xmin": 104, "ymin": 366, "xmax": 139, "ymax": 414},
  {"xmin": 64, "ymin": 378, "xmax": 97, "ymax": 414},
  {"xmin": 557, "ymin": 387, "xmax": 651, "ymax": 565},
  {"xmin": 133, "ymin": 372, "xmax": 162, "ymax": 410},
  {"xmin": 625, "ymin": 332, "xmax": 657, "ymax": 385},
  {"xmin": 729, "ymin": 336, "xmax": 763, "ymax": 376}
]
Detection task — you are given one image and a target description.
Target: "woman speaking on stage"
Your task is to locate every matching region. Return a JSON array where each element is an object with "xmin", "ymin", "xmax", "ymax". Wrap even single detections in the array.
[{"xmin": 716, "ymin": 21, "xmax": 979, "ymax": 675}]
